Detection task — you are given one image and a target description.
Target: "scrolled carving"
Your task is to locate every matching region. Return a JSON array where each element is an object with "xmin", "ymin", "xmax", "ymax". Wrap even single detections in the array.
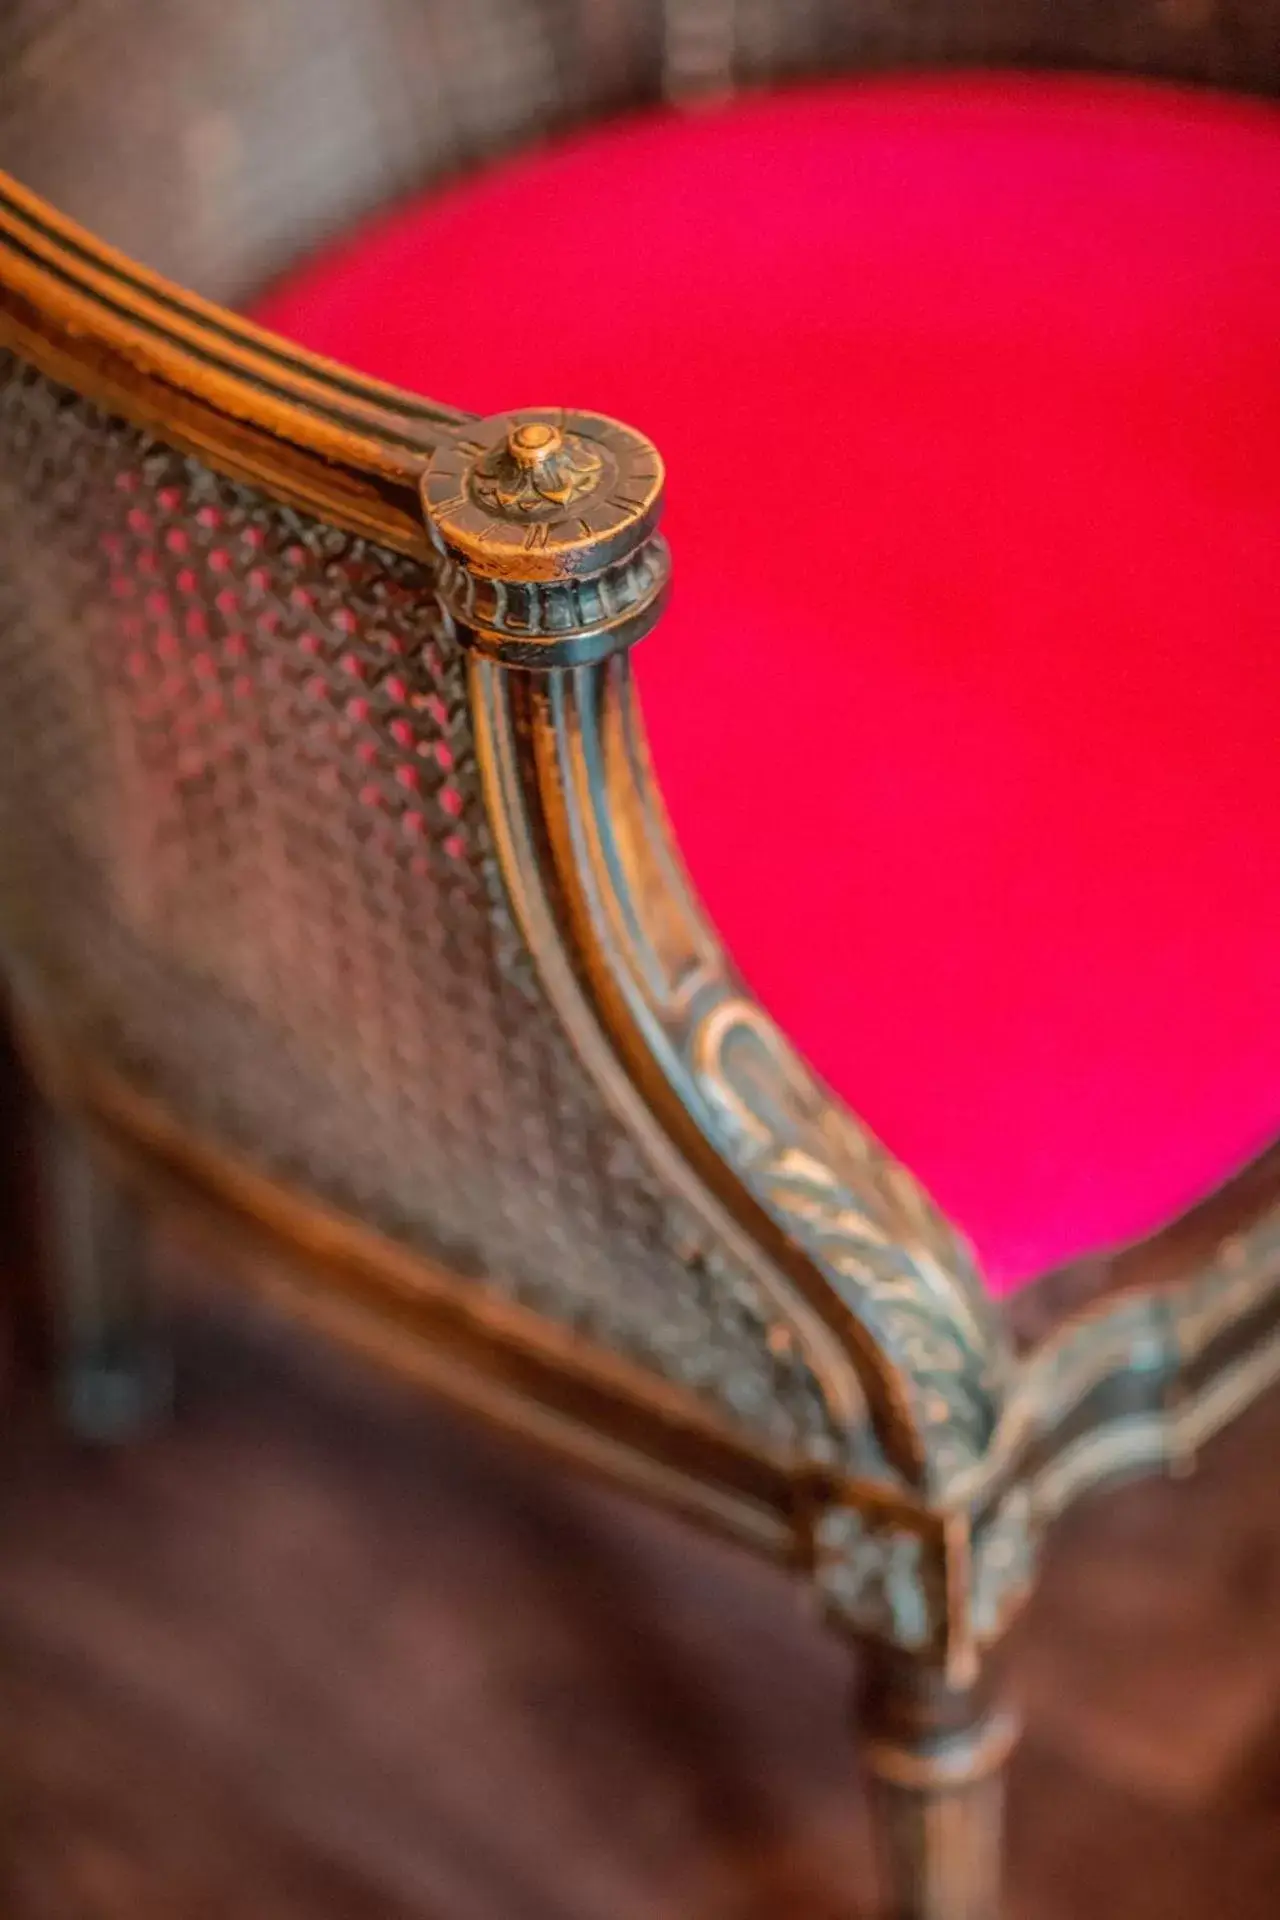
[{"xmin": 688, "ymin": 993, "xmax": 1010, "ymax": 1492}]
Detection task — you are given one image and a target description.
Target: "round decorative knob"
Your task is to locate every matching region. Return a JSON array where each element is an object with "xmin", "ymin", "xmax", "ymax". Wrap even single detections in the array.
[
  {"xmin": 421, "ymin": 407, "xmax": 669, "ymax": 668},
  {"xmin": 506, "ymin": 419, "xmax": 564, "ymax": 466}
]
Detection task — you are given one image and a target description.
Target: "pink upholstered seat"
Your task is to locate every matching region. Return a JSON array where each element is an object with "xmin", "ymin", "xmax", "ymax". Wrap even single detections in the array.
[{"xmin": 254, "ymin": 75, "xmax": 1280, "ymax": 1294}]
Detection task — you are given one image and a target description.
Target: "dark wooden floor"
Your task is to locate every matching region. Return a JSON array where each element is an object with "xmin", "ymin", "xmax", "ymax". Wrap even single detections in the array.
[{"xmin": 1, "ymin": 1268, "xmax": 1279, "ymax": 1918}]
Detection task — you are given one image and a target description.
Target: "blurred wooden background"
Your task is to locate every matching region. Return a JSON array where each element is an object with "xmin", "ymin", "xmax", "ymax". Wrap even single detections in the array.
[{"xmin": 0, "ymin": 1052, "xmax": 1278, "ymax": 1918}]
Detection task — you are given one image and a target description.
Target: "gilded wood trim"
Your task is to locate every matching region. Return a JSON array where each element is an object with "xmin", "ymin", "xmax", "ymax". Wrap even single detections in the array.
[
  {"xmin": 218, "ymin": 1229, "xmax": 808, "ymax": 1564},
  {"xmin": 865, "ymin": 1708, "xmax": 1020, "ymax": 1791},
  {"xmin": 956, "ymin": 1195, "xmax": 1280, "ymax": 1511},
  {"xmin": 0, "ymin": 169, "xmax": 468, "ymax": 555},
  {"xmin": 1031, "ymin": 1321, "xmax": 1280, "ymax": 1525},
  {"xmin": 24, "ymin": 1022, "xmax": 835, "ymax": 1554}
]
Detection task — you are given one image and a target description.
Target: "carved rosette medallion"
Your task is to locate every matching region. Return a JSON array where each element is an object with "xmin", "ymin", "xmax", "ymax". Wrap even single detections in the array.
[
  {"xmin": 422, "ymin": 409, "xmax": 669, "ymax": 667},
  {"xmin": 470, "ymin": 419, "xmax": 605, "ymax": 517}
]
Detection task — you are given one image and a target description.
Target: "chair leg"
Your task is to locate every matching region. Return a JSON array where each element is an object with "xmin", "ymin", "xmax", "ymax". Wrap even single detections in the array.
[
  {"xmin": 43, "ymin": 1113, "xmax": 171, "ymax": 1443},
  {"xmin": 861, "ymin": 1654, "xmax": 1017, "ymax": 1920}
]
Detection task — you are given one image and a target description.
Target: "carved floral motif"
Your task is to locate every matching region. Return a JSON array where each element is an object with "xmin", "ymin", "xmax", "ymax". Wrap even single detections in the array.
[
  {"xmin": 470, "ymin": 420, "xmax": 605, "ymax": 518},
  {"xmin": 688, "ymin": 994, "xmax": 1010, "ymax": 1493},
  {"xmin": 814, "ymin": 1505, "xmax": 941, "ymax": 1649}
]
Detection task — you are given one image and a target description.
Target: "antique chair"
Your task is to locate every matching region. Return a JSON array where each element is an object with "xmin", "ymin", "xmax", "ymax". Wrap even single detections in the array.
[{"xmin": 2, "ymin": 3, "xmax": 1280, "ymax": 1915}]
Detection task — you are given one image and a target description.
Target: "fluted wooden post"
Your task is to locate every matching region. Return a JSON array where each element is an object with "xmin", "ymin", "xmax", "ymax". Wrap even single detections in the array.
[{"xmin": 862, "ymin": 1656, "xmax": 1018, "ymax": 1920}]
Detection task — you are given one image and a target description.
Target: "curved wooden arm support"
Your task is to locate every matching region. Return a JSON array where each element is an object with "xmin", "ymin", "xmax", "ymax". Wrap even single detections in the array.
[{"xmin": 421, "ymin": 406, "xmax": 1012, "ymax": 1501}]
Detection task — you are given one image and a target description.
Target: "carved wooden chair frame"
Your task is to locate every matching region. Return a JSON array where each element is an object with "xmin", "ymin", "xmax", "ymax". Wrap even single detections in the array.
[{"xmin": 1, "ymin": 31, "xmax": 1279, "ymax": 1918}]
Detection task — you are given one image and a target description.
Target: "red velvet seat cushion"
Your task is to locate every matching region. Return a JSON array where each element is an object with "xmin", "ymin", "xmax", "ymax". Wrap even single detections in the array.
[{"xmin": 254, "ymin": 75, "xmax": 1280, "ymax": 1294}]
